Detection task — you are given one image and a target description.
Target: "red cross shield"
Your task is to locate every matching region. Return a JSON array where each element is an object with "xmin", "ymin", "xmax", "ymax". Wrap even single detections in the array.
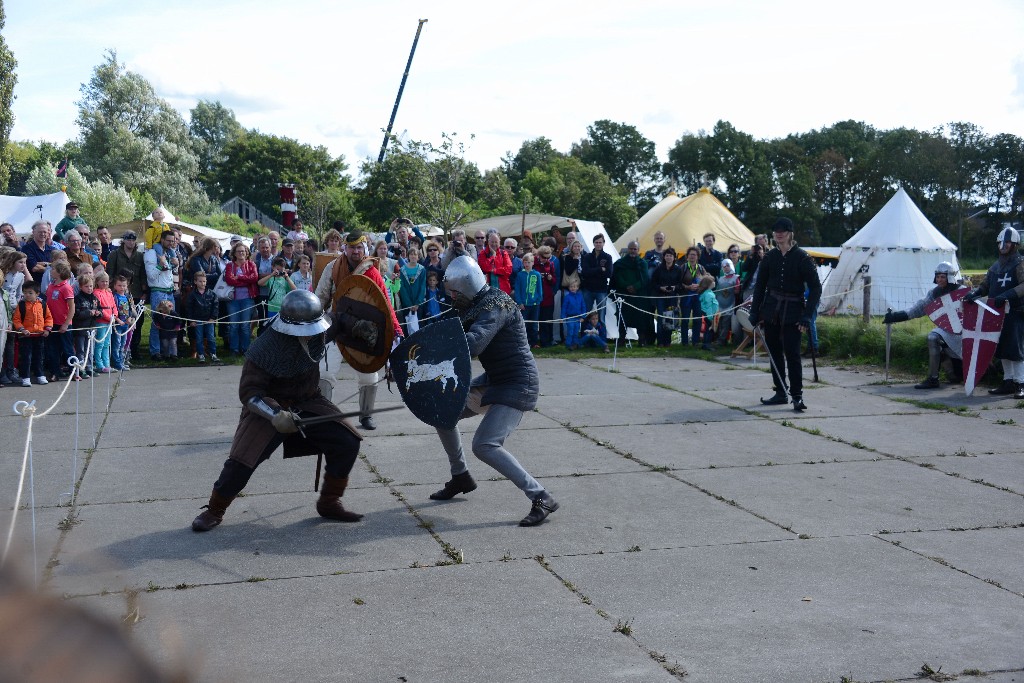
[
  {"xmin": 961, "ymin": 298, "xmax": 1005, "ymax": 396},
  {"xmin": 924, "ymin": 288, "xmax": 968, "ymax": 334}
]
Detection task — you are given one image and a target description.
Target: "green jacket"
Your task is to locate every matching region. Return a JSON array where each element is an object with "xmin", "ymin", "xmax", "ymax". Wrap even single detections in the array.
[{"xmin": 54, "ymin": 215, "xmax": 86, "ymax": 240}]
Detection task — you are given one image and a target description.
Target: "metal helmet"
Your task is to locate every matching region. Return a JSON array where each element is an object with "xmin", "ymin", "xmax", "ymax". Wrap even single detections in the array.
[
  {"xmin": 933, "ymin": 261, "xmax": 957, "ymax": 284},
  {"xmin": 271, "ymin": 290, "xmax": 331, "ymax": 337},
  {"xmin": 443, "ymin": 255, "xmax": 487, "ymax": 308},
  {"xmin": 997, "ymin": 227, "xmax": 1020, "ymax": 245}
]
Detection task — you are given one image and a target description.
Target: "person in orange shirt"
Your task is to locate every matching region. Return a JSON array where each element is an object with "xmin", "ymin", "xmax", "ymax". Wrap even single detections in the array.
[{"xmin": 12, "ymin": 281, "xmax": 53, "ymax": 385}]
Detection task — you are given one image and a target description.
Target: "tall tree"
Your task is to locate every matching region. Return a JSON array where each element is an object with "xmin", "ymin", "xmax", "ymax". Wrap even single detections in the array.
[
  {"xmin": 189, "ymin": 100, "xmax": 243, "ymax": 198},
  {"xmin": 502, "ymin": 137, "xmax": 563, "ymax": 189},
  {"xmin": 216, "ymin": 130, "xmax": 351, "ymax": 222},
  {"xmin": 0, "ymin": 0, "xmax": 17, "ymax": 193},
  {"xmin": 520, "ymin": 156, "xmax": 636, "ymax": 239},
  {"xmin": 571, "ymin": 120, "xmax": 661, "ymax": 207},
  {"xmin": 76, "ymin": 51, "xmax": 208, "ymax": 212},
  {"xmin": 664, "ymin": 131, "xmax": 713, "ymax": 195}
]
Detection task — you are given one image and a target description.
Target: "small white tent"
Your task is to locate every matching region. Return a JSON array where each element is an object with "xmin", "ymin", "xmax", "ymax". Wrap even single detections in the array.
[
  {"xmin": 0, "ymin": 191, "xmax": 72, "ymax": 235},
  {"xmin": 820, "ymin": 188, "xmax": 959, "ymax": 316}
]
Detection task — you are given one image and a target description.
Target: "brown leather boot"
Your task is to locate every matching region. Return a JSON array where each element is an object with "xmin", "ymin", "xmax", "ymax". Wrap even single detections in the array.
[
  {"xmin": 316, "ymin": 474, "xmax": 364, "ymax": 522},
  {"xmin": 191, "ymin": 490, "xmax": 234, "ymax": 532}
]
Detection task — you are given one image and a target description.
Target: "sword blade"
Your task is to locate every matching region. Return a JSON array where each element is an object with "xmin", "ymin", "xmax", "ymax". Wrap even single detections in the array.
[
  {"xmin": 295, "ymin": 405, "xmax": 404, "ymax": 427},
  {"xmin": 974, "ymin": 298, "xmax": 1001, "ymax": 316}
]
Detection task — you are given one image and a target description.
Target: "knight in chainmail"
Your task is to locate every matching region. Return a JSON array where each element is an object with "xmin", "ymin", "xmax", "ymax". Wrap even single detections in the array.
[
  {"xmin": 883, "ymin": 262, "xmax": 968, "ymax": 389},
  {"xmin": 191, "ymin": 289, "xmax": 373, "ymax": 532},
  {"xmin": 965, "ymin": 227, "xmax": 1024, "ymax": 399},
  {"xmin": 427, "ymin": 255, "xmax": 559, "ymax": 527}
]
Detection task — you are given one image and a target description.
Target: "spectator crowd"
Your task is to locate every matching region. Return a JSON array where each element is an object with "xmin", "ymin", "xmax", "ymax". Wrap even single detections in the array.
[{"xmin": 0, "ymin": 205, "xmax": 779, "ymax": 389}]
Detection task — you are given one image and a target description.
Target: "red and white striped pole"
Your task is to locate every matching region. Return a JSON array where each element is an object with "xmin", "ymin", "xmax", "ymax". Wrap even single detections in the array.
[{"xmin": 278, "ymin": 183, "xmax": 297, "ymax": 229}]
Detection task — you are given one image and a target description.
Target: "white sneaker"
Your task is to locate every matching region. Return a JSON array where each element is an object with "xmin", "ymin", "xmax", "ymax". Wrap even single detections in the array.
[
  {"xmin": 34, "ymin": 376, "xmax": 48, "ymax": 385},
  {"xmin": 21, "ymin": 378, "xmax": 31, "ymax": 387}
]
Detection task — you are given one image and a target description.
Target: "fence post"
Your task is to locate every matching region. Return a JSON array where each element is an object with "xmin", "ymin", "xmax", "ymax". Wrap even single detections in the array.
[{"xmin": 862, "ymin": 276, "xmax": 872, "ymax": 323}]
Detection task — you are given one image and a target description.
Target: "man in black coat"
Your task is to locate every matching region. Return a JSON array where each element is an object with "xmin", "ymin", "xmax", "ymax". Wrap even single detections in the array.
[{"xmin": 749, "ymin": 218, "xmax": 821, "ymax": 411}]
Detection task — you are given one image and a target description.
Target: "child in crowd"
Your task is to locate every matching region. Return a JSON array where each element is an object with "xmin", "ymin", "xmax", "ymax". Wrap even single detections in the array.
[
  {"xmin": 715, "ymin": 258, "xmax": 740, "ymax": 345},
  {"xmin": 697, "ymin": 274, "xmax": 719, "ymax": 351},
  {"xmin": 0, "ymin": 266, "xmax": 9, "ymax": 385},
  {"xmin": 91, "ymin": 271, "xmax": 117, "ymax": 373},
  {"xmin": 12, "ymin": 281, "xmax": 52, "ymax": 385},
  {"xmin": 514, "ymin": 252, "xmax": 543, "ymax": 348},
  {"xmin": 421, "ymin": 270, "xmax": 446, "ymax": 327},
  {"xmin": 290, "ymin": 254, "xmax": 314, "ymax": 292},
  {"xmin": 40, "ymin": 250, "xmax": 70, "ymax": 294},
  {"xmin": 560, "ymin": 279, "xmax": 586, "ymax": 350},
  {"xmin": 45, "ymin": 260, "xmax": 75, "ymax": 381},
  {"xmin": 259, "ymin": 256, "xmax": 296, "ymax": 321},
  {"xmin": 580, "ymin": 311, "xmax": 608, "ymax": 352},
  {"xmin": 0, "ymin": 250, "xmax": 28, "ymax": 383},
  {"xmin": 72, "ymin": 274, "xmax": 101, "ymax": 378},
  {"xmin": 72, "ymin": 262, "xmax": 94, "ymax": 295},
  {"xmin": 187, "ymin": 270, "xmax": 219, "ymax": 364},
  {"xmin": 111, "ymin": 275, "xmax": 134, "ymax": 371},
  {"xmin": 399, "ymin": 246, "xmax": 425, "ymax": 335},
  {"xmin": 151, "ymin": 299, "xmax": 180, "ymax": 361}
]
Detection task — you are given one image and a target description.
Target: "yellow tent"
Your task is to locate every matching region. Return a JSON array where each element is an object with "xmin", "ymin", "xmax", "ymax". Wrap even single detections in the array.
[{"xmin": 614, "ymin": 188, "xmax": 758, "ymax": 254}]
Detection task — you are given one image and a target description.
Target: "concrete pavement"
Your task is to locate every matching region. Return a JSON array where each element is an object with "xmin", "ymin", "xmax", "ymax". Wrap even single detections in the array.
[{"xmin": 1, "ymin": 353, "xmax": 1022, "ymax": 682}]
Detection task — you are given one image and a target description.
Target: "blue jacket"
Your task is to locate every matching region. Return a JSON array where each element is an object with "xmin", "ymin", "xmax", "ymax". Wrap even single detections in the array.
[
  {"xmin": 514, "ymin": 269, "xmax": 543, "ymax": 306},
  {"xmin": 561, "ymin": 290, "xmax": 587, "ymax": 320}
]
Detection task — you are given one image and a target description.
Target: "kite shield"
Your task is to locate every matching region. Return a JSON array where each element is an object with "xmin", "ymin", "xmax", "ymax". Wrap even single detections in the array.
[
  {"xmin": 961, "ymin": 298, "xmax": 1004, "ymax": 396},
  {"xmin": 389, "ymin": 318, "xmax": 471, "ymax": 430}
]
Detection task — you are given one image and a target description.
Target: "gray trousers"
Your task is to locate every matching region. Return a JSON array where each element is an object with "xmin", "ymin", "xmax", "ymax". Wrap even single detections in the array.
[{"xmin": 436, "ymin": 390, "xmax": 544, "ymax": 499}]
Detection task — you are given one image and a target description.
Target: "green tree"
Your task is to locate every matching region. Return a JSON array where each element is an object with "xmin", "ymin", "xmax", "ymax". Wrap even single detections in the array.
[
  {"xmin": 520, "ymin": 156, "xmax": 636, "ymax": 239},
  {"xmin": 5, "ymin": 139, "xmax": 81, "ymax": 196},
  {"xmin": 25, "ymin": 164, "xmax": 135, "ymax": 226},
  {"xmin": 502, "ymin": 137, "xmax": 564, "ymax": 189},
  {"xmin": 189, "ymin": 100, "xmax": 243, "ymax": 196},
  {"xmin": 571, "ymin": 120, "xmax": 661, "ymax": 207},
  {"xmin": 76, "ymin": 51, "xmax": 208, "ymax": 213},
  {"xmin": 0, "ymin": 0, "xmax": 17, "ymax": 193},
  {"xmin": 214, "ymin": 130, "xmax": 351, "ymax": 220},
  {"xmin": 354, "ymin": 147, "xmax": 423, "ymax": 229},
  {"xmin": 664, "ymin": 131, "xmax": 713, "ymax": 195}
]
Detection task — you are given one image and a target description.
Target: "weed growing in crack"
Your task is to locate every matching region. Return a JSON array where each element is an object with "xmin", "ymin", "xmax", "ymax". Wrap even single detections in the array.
[
  {"xmin": 353, "ymin": 598, "xmax": 365, "ymax": 605},
  {"xmin": 626, "ymin": 545, "xmax": 642, "ymax": 553},
  {"xmin": 245, "ymin": 576, "xmax": 267, "ymax": 583},
  {"xmin": 613, "ymin": 618, "xmax": 634, "ymax": 636}
]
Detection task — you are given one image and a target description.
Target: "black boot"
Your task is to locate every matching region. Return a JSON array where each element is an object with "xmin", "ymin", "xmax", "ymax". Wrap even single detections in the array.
[
  {"xmin": 1015, "ymin": 383, "xmax": 1024, "ymax": 400},
  {"xmin": 519, "ymin": 491, "xmax": 559, "ymax": 526},
  {"xmin": 760, "ymin": 390, "xmax": 788, "ymax": 405},
  {"xmin": 792, "ymin": 395, "xmax": 807, "ymax": 411},
  {"xmin": 429, "ymin": 471, "xmax": 477, "ymax": 500},
  {"xmin": 316, "ymin": 474, "xmax": 363, "ymax": 522},
  {"xmin": 358, "ymin": 385, "xmax": 377, "ymax": 430},
  {"xmin": 989, "ymin": 379, "xmax": 1017, "ymax": 395},
  {"xmin": 191, "ymin": 490, "xmax": 235, "ymax": 532},
  {"xmin": 915, "ymin": 376, "xmax": 940, "ymax": 389}
]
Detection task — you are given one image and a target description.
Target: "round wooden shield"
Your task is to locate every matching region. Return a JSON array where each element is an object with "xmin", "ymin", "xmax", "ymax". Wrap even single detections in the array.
[{"xmin": 335, "ymin": 274, "xmax": 395, "ymax": 373}]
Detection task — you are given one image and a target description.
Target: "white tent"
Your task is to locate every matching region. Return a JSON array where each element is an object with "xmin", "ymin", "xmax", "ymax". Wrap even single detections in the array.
[
  {"xmin": 820, "ymin": 188, "xmax": 959, "ymax": 316},
  {"xmin": 459, "ymin": 214, "xmax": 618, "ymax": 263},
  {"xmin": 0, "ymin": 191, "xmax": 72, "ymax": 235}
]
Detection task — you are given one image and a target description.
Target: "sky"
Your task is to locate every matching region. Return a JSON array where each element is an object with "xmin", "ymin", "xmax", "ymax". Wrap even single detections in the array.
[{"xmin": 6, "ymin": 0, "xmax": 1024, "ymax": 181}]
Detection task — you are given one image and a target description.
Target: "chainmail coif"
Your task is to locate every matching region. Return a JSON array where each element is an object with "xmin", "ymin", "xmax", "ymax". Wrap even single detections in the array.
[{"xmin": 245, "ymin": 328, "xmax": 327, "ymax": 377}]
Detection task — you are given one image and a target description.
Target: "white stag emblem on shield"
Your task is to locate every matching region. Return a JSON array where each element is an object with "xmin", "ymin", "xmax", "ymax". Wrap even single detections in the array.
[{"xmin": 405, "ymin": 344, "xmax": 459, "ymax": 393}]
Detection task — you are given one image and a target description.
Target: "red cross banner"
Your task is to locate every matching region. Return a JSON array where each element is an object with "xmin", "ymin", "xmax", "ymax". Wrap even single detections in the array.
[
  {"xmin": 961, "ymin": 298, "xmax": 1005, "ymax": 396},
  {"xmin": 924, "ymin": 288, "xmax": 968, "ymax": 334}
]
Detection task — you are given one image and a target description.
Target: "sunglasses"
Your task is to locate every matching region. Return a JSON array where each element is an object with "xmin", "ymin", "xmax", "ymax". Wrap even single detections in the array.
[{"xmin": 504, "ymin": 246, "xmax": 516, "ymax": 250}]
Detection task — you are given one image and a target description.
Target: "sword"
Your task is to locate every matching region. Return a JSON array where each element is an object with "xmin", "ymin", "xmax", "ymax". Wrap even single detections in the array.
[
  {"xmin": 808, "ymin": 329, "xmax": 819, "ymax": 383},
  {"xmin": 294, "ymin": 405, "xmax": 404, "ymax": 428},
  {"xmin": 973, "ymin": 298, "xmax": 1001, "ymax": 316},
  {"xmin": 884, "ymin": 308, "xmax": 892, "ymax": 384}
]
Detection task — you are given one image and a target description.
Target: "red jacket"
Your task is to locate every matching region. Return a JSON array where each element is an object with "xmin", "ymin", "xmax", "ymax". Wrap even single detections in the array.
[
  {"xmin": 477, "ymin": 247, "xmax": 513, "ymax": 295},
  {"xmin": 224, "ymin": 260, "xmax": 260, "ymax": 299}
]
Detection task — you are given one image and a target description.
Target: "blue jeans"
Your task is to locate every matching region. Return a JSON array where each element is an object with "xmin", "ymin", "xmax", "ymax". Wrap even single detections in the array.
[
  {"xmin": 149, "ymin": 291, "xmax": 175, "ymax": 356},
  {"xmin": 111, "ymin": 326, "xmax": 128, "ymax": 369},
  {"xmin": 679, "ymin": 294, "xmax": 701, "ymax": 345},
  {"xmin": 564, "ymin": 320, "xmax": 581, "ymax": 348},
  {"xmin": 435, "ymin": 393, "xmax": 544, "ymax": 500},
  {"xmin": 194, "ymin": 322, "xmax": 217, "ymax": 356},
  {"xmin": 227, "ymin": 297, "xmax": 254, "ymax": 353},
  {"xmin": 582, "ymin": 290, "xmax": 607, "ymax": 317}
]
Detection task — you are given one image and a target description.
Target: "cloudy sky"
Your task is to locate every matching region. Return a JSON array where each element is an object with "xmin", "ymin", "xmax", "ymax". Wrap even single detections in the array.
[{"xmin": 6, "ymin": 0, "xmax": 1024, "ymax": 179}]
